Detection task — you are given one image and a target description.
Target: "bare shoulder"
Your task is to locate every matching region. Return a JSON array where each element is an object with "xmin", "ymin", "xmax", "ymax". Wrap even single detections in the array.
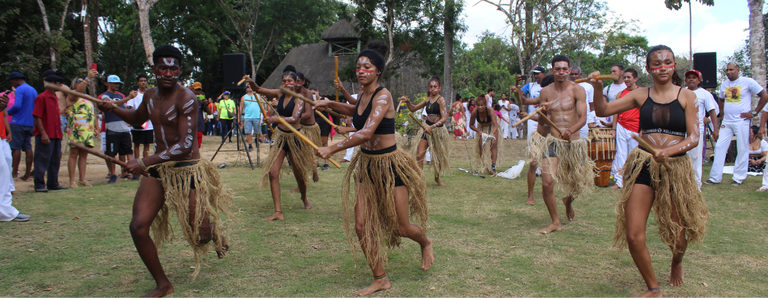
[
  {"xmin": 173, "ymin": 86, "xmax": 196, "ymax": 104},
  {"xmin": 679, "ymin": 87, "xmax": 696, "ymax": 108},
  {"xmin": 144, "ymin": 87, "xmax": 158, "ymax": 99}
]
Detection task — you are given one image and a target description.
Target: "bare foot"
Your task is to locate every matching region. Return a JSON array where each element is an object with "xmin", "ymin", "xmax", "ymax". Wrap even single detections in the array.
[
  {"xmin": 19, "ymin": 175, "xmax": 30, "ymax": 182},
  {"xmin": 610, "ymin": 185, "xmax": 621, "ymax": 190},
  {"xmin": 539, "ymin": 222, "xmax": 562, "ymax": 234},
  {"xmin": 670, "ymin": 261, "xmax": 684, "ymax": 286},
  {"xmin": 435, "ymin": 177, "xmax": 446, "ymax": 186},
  {"xmin": 562, "ymin": 196, "xmax": 575, "ymax": 221},
  {"xmin": 525, "ymin": 197, "xmax": 535, "ymax": 205},
  {"xmin": 356, "ymin": 277, "xmax": 392, "ymax": 296},
  {"xmin": 289, "ymin": 188, "xmax": 300, "ymax": 193},
  {"xmin": 313, "ymin": 170, "xmax": 319, "ymax": 183},
  {"xmin": 215, "ymin": 236, "xmax": 229, "ymax": 259},
  {"xmin": 264, "ymin": 211, "xmax": 284, "ymax": 221},
  {"xmin": 631, "ymin": 288, "xmax": 662, "ymax": 298},
  {"xmin": 141, "ymin": 283, "xmax": 174, "ymax": 297},
  {"xmin": 420, "ymin": 238, "xmax": 434, "ymax": 270},
  {"xmin": 302, "ymin": 198, "xmax": 312, "ymax": 210}
]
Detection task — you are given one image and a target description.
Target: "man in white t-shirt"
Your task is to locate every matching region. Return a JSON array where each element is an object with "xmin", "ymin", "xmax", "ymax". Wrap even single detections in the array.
[
  {"xmin": 126, "ymin": 74, "xmax": 153, "ymax": 162},
  {"xmin": 706, "ymin": 63, "xmax": 768, "ymax": 185},
  {"xmin": 602, "ymin": 65, "xmax": 626, "ymax": 104},
  {"xmin": 522, "ymin": 66, "xmax": 546, "ymax": 139},
  {"xmin": 685, "ymin": 70, "xmax": 720, "ymax": 188},
  {"xmin": 570, "ymin": 66, "xmax": 593, "ymax": 138},
  {"xmin": 508, "ymin": 100, "xmax": 520, "ymax": 138}
]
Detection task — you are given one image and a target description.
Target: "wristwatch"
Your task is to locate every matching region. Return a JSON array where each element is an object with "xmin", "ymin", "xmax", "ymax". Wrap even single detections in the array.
[{"xmin": 752, "ymin": 110, "xmax": 758, "ymax": 117}]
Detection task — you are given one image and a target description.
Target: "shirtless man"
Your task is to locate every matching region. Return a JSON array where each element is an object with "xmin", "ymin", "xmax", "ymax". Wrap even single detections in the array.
[
  {"xmin": 515, "ymin": 55, "xmax": 588, "ymax": 234},
  {"xmin": 97, "ymin": 45, "xmax": 230, "ymax": 297}
]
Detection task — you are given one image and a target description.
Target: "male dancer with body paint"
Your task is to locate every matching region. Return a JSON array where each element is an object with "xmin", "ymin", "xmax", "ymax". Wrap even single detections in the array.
[
  {"xmin": 97, "ymin": 45, "xmax": 233, "ymax": 297},
  {"xmin": 512, "ymin": 55, "xmax": 591, "ymax": 234}
]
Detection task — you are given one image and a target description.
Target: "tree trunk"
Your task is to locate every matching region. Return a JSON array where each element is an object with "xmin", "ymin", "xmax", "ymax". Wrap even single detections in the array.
[
  {"xmin": 82, "ymin": 0, "xmax": 96, "ymax": 96},
  {"xmin": 689, "ymin": 1, "xmax": 693, "ymax": 61},
  {"xmin": 36, "ymin": 0, "xmax": 56, "ymax": 69},
  {"xmin": 523, "ymin": 1, "xmax": 534, "ymax": 72},
  {"xmin": 443, "ymin": 0, "xmax": 455, "ymax": 105},
  {"xmin": 749, "ymin": 0, "xmax": 766, "ymax": 112},
  {"xmin": 137, "ymin": 0, "xmax": 159, "ymax": 67}
]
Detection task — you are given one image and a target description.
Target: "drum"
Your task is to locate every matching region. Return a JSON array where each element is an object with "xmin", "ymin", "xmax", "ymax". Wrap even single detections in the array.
[{"xmin": 589, "ymin": 128, "xmax": 615, "ymax": 187}]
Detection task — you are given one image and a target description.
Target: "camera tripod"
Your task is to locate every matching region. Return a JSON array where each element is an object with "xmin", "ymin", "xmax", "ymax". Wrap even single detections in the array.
[{"xmin": 211, "ymin": 117, "xmax": 255, "ymax": 169}]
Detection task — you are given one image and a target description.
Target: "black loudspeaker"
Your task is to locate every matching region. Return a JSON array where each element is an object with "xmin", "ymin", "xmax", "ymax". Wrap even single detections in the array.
[
  {"xmin": 693, "ymin": 52, "xmax": 717, "ymax": 88},
  {"xmin": 223, "ymin": 53, "xmax": 246, "ymax": 89}
]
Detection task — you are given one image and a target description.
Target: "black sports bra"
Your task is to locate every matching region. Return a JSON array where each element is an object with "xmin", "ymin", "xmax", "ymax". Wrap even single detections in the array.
[
  {"xmin": 425, "ymin": 99, "xmax": 441, "ymax": 117},
  {"xmin": 352, "ymin": 86, "xmax": 395, "ymax": 135},
  {"xmin": 277, "ymin": 94, "xmax": 296, "ymax": 118},
  {"xmin": 477, "ymin": 108, "xmax": 492, "ymax": 124},
  {"xmin": 639, "ymin": 88, "xmax": 686, "ymax": 137}
]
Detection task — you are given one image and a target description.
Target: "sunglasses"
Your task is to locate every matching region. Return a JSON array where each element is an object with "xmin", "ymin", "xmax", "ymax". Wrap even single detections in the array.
[{"xmin": 76, "ymin": 79, "xmax": 84, "ymax": 83}]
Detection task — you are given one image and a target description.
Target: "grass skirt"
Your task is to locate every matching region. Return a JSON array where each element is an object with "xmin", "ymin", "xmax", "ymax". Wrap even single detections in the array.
[
  {"xmin": 612, "ymin": 148, "xmax": 708, "ymax": 252},
  {"xmin": 258, "ymin": 128, "xmax": 314, "ymax": 188},
  {"xmin": 527, "ymin": 130, "xmax": 546, "ymax": 163},
  {"xmin": 474, "ymin": 125, "xmax": 502, "ymax": 174},
  {"xmin": 302, "ymin": 123, "xmax": 322, "ymax": 164},
  {"xmin": 410, "ymin": 125, "xmax": 451, "ymax": 177},
  {"xmin": 537, "ymin": 135, "xmax": 595, "ymax": 199},
  {"xmin": 148, "ymin": 159, "xmax": 235, "ymax": 278},
  {"xmin": 342, "ymin": 147, "xmax": 428, "ymax": 268}
]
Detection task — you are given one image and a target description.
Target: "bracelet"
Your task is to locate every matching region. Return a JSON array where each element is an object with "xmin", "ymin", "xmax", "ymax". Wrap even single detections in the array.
[
  {"xmin": 137, "ymin": 158, "xmax": 148, "ymax": 172},
  {"xmin": 85, "ymin": 78, "xmax": 91, "ymax": 82}
]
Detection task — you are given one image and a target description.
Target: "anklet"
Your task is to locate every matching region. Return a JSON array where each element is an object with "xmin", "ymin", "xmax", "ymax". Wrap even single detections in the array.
[
  {"xmin": 648, "ymin": 286, "xmax": 660, "ymax": 291},
  {"xmin": 374, "ymin": 273, "xmax": 387, "ymax": 280}
]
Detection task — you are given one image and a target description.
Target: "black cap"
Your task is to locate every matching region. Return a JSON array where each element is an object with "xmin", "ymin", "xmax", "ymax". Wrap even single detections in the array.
[
  {"xmin": 531, "ymin": 66, "xmax": 546, "ymax": 73},
  {"xmin": 44, "ymin": 75, "xmax": 65, "ymax": 84},
  {"xmin": 8, "ymin": 72, "xmax": 25, "ymax": 80}
]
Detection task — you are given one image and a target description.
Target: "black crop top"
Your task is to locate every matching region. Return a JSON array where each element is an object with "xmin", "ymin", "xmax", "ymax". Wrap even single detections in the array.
[
  {"xmin": 477, "ymin": 108, "xmax": 492, "ymax": 124},
  {"xmin": 352, "ymin": 86, "xmax": 395, "ymax": 134},
  {"xmin": 639, "ymin": 88, "xmax": 686, "ymax": 137},
  {"xmin": 425, "ymin": 99, "xmax": 442, "ymax": 117},
  {"xmin": 277, "ymin": 94, "xmax": 296, "ymax": 118}
]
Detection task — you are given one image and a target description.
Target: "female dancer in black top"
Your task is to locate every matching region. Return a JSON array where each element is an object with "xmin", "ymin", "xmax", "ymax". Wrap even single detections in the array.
[
  {"xmin": 243, "ymin": 69, "xmax": 314, "ymax": 221},
  {"xmin": 469, "ymin": 94, "xmax": 501, "ymax": 174},
  {"xmin": 315, "ymin": 41, "xmax": 433, "ymax": 296},
  {"xmin": 591, "ymin": 45, "xmax": 708, "ymax": 297},
  {"xmin": 400, "ymin": 76, "xmax": 450, "ymax": 186}
]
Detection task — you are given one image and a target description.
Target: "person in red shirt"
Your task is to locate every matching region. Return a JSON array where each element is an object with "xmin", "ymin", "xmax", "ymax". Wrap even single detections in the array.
[
  {"xmin": 32, "ymin": 75, "xmax": 68, "ymax": 192},
  {"xmin": 610, "ymin": 68, "xmax": 641, "ymax": 190}
]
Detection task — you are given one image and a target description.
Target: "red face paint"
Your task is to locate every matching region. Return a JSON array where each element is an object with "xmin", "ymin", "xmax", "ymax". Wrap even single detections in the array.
[
  {"xmin": 357, "ymin": 68, "xmax": 375, "ymax": 74},
  {"xmin": 649, "ymin": 63, "xmax": 676, "ymax": 71}
]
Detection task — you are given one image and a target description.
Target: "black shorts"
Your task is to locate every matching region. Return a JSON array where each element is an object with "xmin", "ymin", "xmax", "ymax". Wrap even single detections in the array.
[
  {"xmin": 131, "ymin": 130, "xmax": 154, "ymax": 145},
  {"xmin": 543, "ymin": 141, "xmax": 556, "ymax": 158},
  {"xmin": 106, "ymin": 131, "xmax": 133, "ymax": 157},
  {"xmin": 360, "ymin": 145, "xmax": 405, "ymax": 187},
  {"xmin": 632, "ymin": 149, "xmax": 686, "ymax": 186},
  {"xmin": 147, "ymin": 161, "xmax": 197, "ymax": 189}
]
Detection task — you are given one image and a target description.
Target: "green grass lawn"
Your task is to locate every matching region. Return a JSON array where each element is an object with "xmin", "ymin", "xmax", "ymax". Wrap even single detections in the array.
[{"xmin": 1, "ymin": 139, "xmax": 767, "ymax": 296}]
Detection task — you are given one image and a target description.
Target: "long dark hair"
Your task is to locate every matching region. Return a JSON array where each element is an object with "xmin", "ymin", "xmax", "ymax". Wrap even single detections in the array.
[{"xmin": 646, "ymin": 45, "xmax": 682, "ymax": 86}]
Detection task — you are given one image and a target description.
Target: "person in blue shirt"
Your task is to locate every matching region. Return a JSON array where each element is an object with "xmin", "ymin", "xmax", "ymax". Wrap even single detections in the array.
[{"xmin": 6, "ymin": 72, "xmax": 37, "ymax": 181}]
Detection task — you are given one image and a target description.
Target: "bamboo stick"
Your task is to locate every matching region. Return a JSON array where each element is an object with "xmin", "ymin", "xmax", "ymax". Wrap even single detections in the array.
[
  {"xmin": 512, "ymin": 106, "xmax": 544, "ymax": 127},
  {"xmin": 408, "ymin": 113, "xmax": 432, "ymax": 135},
  {"xmin": 279, "ymin": 87, "xmax": 344, "ymax": 119},
  {"xmin": 631, "ymin": 135, "xmax": 670, "ymax": 169},
  {"xmin": 574, "ymin": 75, "xmax": 619, "ymax": 84},
  {"xmin": 69, "ymin": 141, "xmax": 148, "ymax": 176},
  {"xmin": 45, "ymin": 82, "xmax": 104, "ymax": 105},
  {"xmin": 273, "ymin": 116, "xmax": 341, "ymax": 168}
]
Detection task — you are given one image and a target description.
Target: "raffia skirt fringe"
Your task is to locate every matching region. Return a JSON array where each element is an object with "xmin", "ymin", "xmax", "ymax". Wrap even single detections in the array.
[
  {"xmin": 148, "ymin": 159, "xmax": 235, "ymax": 278},
  {"xmin": 474, "ymin": 125, "xmax": 502, "ymax": 174},
  {"xmin": 342, "ymin": 147, "xmax": 428, "ymax": 268},
  {"xmin": 612, "ymin": 148, "xmax": 708, "ymax": 253},
  {"xmin": 302, "ymin": 123, "xmax": 322, "ymax": 164},
  {"xmin": 258, "ymin": 128, "xmax": 314, "ymax": 188},
  {"xmin": 410, "ymin": 125, "xmax": 451, "ymax": 177},
  {"xmin": 527, "ymin": 130, "xmax": 546, "ymax": 163},
  {"xmin": 536, "ymin": 135, "xmax": 595, "ymax": 199}
]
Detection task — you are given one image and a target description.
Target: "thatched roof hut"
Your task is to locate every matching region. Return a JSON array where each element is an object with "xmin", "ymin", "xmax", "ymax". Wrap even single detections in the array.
[{"xmin": 262, "ymin": 18, "xmax": 428, "ymax": 100}]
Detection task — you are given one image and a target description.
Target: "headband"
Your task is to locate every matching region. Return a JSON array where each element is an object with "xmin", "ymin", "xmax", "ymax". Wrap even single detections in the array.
[{"xmin": 358, "ymin": 49, "xmax": 386, "ymax": 74}]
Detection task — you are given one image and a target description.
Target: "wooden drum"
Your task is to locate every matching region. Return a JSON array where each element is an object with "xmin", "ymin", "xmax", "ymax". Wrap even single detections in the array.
[{"xmin": 589, "ymin": 128, "xmax": 616, "ymax": 187}]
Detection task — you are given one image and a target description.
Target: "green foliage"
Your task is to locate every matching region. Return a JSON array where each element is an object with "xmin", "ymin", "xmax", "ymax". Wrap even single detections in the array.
[
  {"xmin": 664, "ymin": 0, "xmax": 715, "ymax": 10},
  {"xmin": 394, "ymin": 92, "xmax": 426, "ymax": 134},
  {"xmin": 452, "ymin": 32, "xmax": 520, "ymax": 100}
]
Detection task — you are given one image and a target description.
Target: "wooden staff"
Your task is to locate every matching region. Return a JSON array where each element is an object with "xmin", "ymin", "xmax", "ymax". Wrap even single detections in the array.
[
  {"xmin": 408, "ymin": 113, "xmax": 432, "ymax": 135},
  {"xmin": 279, "ymin": 87, "xmax": 344, "ymax": 119},
  {"xmin": 631, "ymin": 135, "xmax": 671, "ymax": 169},
  {"xmin": 314, "ymin": 110, "xmax": 348, "ymax": 138},
  {"xmin": 251, "ymin": 96, "xmax": 275, "ymax": 134},
  {"xmin": 334, "ymin": 56, "xmax": 339, "ymax": 103},
  {"xmin": 512, "ymin": 106, "xmax": 544, "ymax": 127},
  {"xmin": 237, "ymin": 78, "xmax": 247, "ymax": 86},
  {"xmin": 273, "ymin": 116, "xmax": 341, "ymax": 169},
  {"xmin": 535, "ymin": 110, "xmax": 563, "ymax": 135},
  {"xmin": 69, "ymin": 141, "xmax": 148, "ymax": 176},
  {"xmin": 44, "ymin": 83, "xmax": 104, "ymax": 105},
  {"xmin": 574, "ymin": 75, "xmax": 619, "ymax": 84}
]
